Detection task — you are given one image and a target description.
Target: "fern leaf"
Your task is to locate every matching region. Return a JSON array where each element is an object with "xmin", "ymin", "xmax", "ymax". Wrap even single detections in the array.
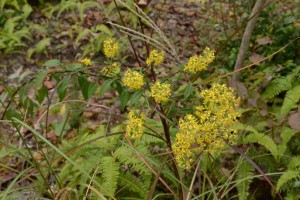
[
  {"xmin": 276, "ymin": 170, "xmax": 300, "ymax": 191},
  {"xmin": 278, "ymin": 127, "xmax": 296, "ymax": 156},
  {"xmin": 288, "ymin": 156, "xmax": 300, "ymax": 170},
  {"xmin": 118, "ymin": 173, "xmax": 148, "ymax": 198},
  {"xmin": 114, "ymin": 145, "xmax": 151, "ymax": 175},
  {"xmin": 243, "ymin": 131, "xmax": 278, "ymax": 160},
  {"xmin": 100, "ymin": 156, "xmax": 120, "ymax": 196},
  {"xmin": 261, "ymin": 78, "xmax": 292, "ymax": 99},
  {"xmin": 279, "ymin": 85, "xmax": 300, "ymax": 119},
  {"xmin": 236, "ymin": 161, "xmax": 254, "ymax": 200},
  {"xmin": 284, "ymin": 191, "xmax": 299, "ymax": 200}
]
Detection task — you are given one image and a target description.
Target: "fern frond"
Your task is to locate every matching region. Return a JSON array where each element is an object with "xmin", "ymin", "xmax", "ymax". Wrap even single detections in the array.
[
  {"xmin": 276, "ymin": 170, "xmax": 300, "ymax": 191},
  {"xmin": 236, "ymin": 161, "xmax": 254, "ymax": 200},
  {"xmin": 114, "ymin": 145, "xmax": 151, "ymax": 175},
  {"xmin": 117, "ymin": 173, "xmax": 148, "ymax": 198},
  {"xmin": 279, "ymin": 85, "xmax": 300, "ymax": 118},
  {"xmin": 278, "ymin": 126, "xmax": 296, "ymax": 156},
  {"xmin": 100, "ymin": 156, "xmax": 120, "ymax": 196},
  {"xmin": 284, "ymin": 191, "xmax": 299, "ymax": 200},
  {"xmin": 288, "ymin": 156, "xmax": 300, "ymax": 170},
  {"xmin": 242, "ymin": 131, "xmax": 278, "ymax": 161},
  {"xmin": 261, "ymin": 78, "xmax": 292, "ymax": 99}
]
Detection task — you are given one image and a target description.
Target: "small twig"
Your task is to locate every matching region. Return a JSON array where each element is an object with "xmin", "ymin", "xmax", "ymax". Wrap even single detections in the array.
[{"xmin": 203, "ymin": 37, "xmax": 299, "ymax": 84}]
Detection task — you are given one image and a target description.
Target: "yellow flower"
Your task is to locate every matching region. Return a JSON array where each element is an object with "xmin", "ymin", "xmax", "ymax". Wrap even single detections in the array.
[
  {"xmin": 195, "ymin": 83, "xmax": 240, "ymax": 151},
  {"xmin": 150, "ymin": 82, "xmax": 171, "ymax": 103},
  {"xmin": 101, "ymin": 63, "xmax": 120, "ymax": 77},
  {"xmin": 122, "ymin": 69, "xmax": 144, "ymax": 90},
  {"xmin": 80, "ymin": 58, "xmax": 92, "ymax": 66},
  {"xmin": 184, "ymin": 47, "xmax": 215, "ymax": 74},
  {"xmin": 103, "ymin": 38, "xmax": 119, "ymax": 58},
  {"xmin": 172, "ymin": 115, "xmax": 201, "ymax": 169},
  {"xmin": 146, "ymin": 50, "xmax": 165, "ymax": 66},
  {"xmin": 172, "ymin": 84, "xmax": 240, "ymax": 169},
  {"xmin": 126, "ymin": 110, "xmax": 145, "ymax": 139}
]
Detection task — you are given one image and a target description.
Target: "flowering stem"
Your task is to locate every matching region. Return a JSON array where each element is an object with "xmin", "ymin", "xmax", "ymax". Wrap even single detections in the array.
[{"xmin": 159, "ymin": 105, "xmax": 184, "ymax": 199}]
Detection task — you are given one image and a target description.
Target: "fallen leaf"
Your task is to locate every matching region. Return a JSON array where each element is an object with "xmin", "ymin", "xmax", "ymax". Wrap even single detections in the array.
[
  {"xmin": 83, "ymin": 111, "xmax": 94, "ymax": 118},
  {"xmin": 249, "ymin": 53, "xmax": 265, "ymax": 65},
  {"xmin": 288, "ymin": 112, "xmax": 300, "ymax": 131},
  {"xmin": 43, "ymin": 130, "xmax": 58, "ymax": 142},
  {"xmin": 44, "ymin": 80, "xmax": 55, "ymax": 90},
  {"xmin": 256, "ymin": 36, "xmax": 273, "ymax": 45},
  {"xmin": 137, "ymin": 0, "xmax": 147, "ymax": 6},
  {"xmin": 220, "ymin": 168, "xmax": 231, "ymax": 178},
  {"xmin": 186, "ymin": 11, "xmax": 196, "ymax": 17}
]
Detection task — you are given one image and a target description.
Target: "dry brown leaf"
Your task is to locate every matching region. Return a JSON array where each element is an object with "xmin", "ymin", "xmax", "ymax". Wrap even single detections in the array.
[
  {"xmin": 43, "ymin": 130, "xmax": 58, "ymax": 143},
  {"xmin": 137, "ymin": 0, "xmax": 147, "ymax": 6},
  {"xmin": 288, "ymin": 112, "xmax": 300, "ymax": 131},
  {"xmin": 249, "ymin": 53, "xmax": 265, "ymax": 65},
  {"xmin": 44, "ymin": 80, "xmax": 55, "ymax": 90},
  {"xmin": 256, "ymin": 36, "xmax": 273, "ymax": 45},
  {"xmin": 220, "ymin": 168, "xmax": 231, "ymax": 178},
  {"xmin": 186, "ymin": 11, "xmax": 196, "ymax": 17}
]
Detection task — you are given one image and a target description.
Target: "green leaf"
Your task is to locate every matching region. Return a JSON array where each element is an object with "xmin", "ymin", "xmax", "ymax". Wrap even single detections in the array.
[
  {"xmin": 75, "ymin": 29, "xmax": 90, "ymax": 46},
  {"xmin": 279, "ymin": 85, "xmax": 300, "ymax": 119},
  {"xmin": 35, "ymin": 38, "xmax": 51, "ymax": 53},
  {"xmin": 167, "ymin": 101, "xmax": 176, "ymax": 118},
  {"xmin": 65, "ymin": 63, "xmax": 82, "ymax": 71},
  {"xmin": 184, "ymin": 83, "xmax": 193, "ymax": 99},
  {"xmin": 55, "ymin": 112, "xmax": 70, "ymax": 137},
  {"xmin": 78, "ymin": 76, "xmax": 97, "ymax": 100},
  {"xmin": 33, "ymin": 69, "xmax": 47, "ymax": 91},
  {"xmin": 57, "ymin": 77, "xmax": 71, "ymax": 101},
  {"xmin": 44, "ymin": 59, "xmax": 61, "ymax": 67},
  {"xmin": 35, "ymin": 85, "xmax": 48, "ymax": 103},
  {"xmin": 236, "ymin": 160, "xmax": 254, "ymax": 200},
  {"xmin": 120, "ymin": 90, "xmax": 130, "ymax": 109},
  {"xmin": 278, "ymin": 127, "xmax": 296, "ymax": 156},
  {"xmin": 261, "ymin": 78, "xmax": 292, "ymax": 99},
  {"xmin": 242, "ymin": 127, "xmax": 278, "ymax": 160},
  {"xmin": 130, "ymin": 90, "xmax": 143, "ymax": 106},
  {"xmin": 5, "ymin": 108, "xmax": 22, "ymax": 120},
  {"xmin": 99, "ymin": 79, "xmax": 113, "ymax": 97},
  {"xmin": 96, "ymin": 24, "xmax": 112, "ymax": 35},
  {"xmin": 21, "ymin": 4, "xmax": 33, "ymax": 19},
  {"xmin": 276, "ymin": 170, "xmax": 300, "ymax": 191},
  {"xmin": 100, "ymin": 156, "xmax": 120, "ymax": 196}
]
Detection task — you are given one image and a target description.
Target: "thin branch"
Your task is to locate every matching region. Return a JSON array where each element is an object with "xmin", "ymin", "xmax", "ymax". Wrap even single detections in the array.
[{"xmin": 232, "ymin": 0, "xmax": 266, "ymax": 83}]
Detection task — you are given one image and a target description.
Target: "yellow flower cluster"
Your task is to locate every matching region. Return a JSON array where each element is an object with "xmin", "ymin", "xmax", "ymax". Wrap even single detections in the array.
[
  {"xmin": 173, "ymin": 115, "xmax": 201, "ymax": 169},
  {"xmin": 146, "ymin": 50, "xmax": 165, "ymax": 66},
  {"xmin": 122, "ymin": 69, "xmax": 144, "ymax": 90},
  {"xmin": 184, "ymin": 47, "xmax": 215, "ymax": 74},
  {"xmin": 150, "ymin": 82, "xmax": 171, "ymax": 103},
  {"xmin": 103, "ymin": 38, "xmax": 119, "ymax": 58},
  {"xmin": 80, "ymin": 58, "xmax": 92, "ymax": 66},
  {"xmin": 126, "ymin": 110, "xmax": 145, "ymax": 139},
  {"xmin": 172, "ymin": 83, "xmax": 240, "ymax": 169},
  {"xmin": 101, "ymin": 63, "xmax": 120, "ymax": 77}
]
